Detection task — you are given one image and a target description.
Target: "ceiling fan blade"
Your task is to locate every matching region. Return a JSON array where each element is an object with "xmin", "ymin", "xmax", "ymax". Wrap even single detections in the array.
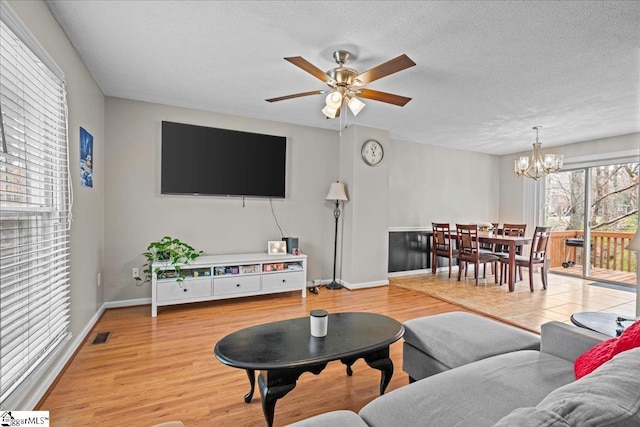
[
  {"xmin": 354, "ymin": 54, "xmax": 416, "ymax": 85},
  {"xmin": 265, "ymin": 90, "xmax": 326, "ymax": 103},
  {"xmin": 285, "ymin": 57, "xmax": 334, "ymax": 83},
  {"xmin": 355, "ymin": 88, "xmax": 412, "ymax": 106}
]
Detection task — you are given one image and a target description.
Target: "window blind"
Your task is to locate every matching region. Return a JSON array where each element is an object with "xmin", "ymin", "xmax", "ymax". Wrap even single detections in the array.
[{"xmin": 0, "ymin": 14, "xmax": 71, "ymax": 408}]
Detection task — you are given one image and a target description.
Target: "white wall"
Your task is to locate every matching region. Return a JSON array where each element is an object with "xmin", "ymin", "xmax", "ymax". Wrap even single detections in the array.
[
  {"xmin": 104, "ymin": 97, "xmax": 340, "ymax": 301},
  {"xmin": 7, "ymin": 0, "xmax": 105, "ymax": 407},
  {"xmin": 388, "ymin": 139, "xmax": 501, "ymax": 227},
  {"xmin": 339, "ymin": 126, "xmax": 391, "ymax": 287}
]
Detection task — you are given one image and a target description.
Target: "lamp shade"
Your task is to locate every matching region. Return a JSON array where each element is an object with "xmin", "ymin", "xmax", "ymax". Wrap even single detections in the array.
[
  {"xmin": 626, "ymin": 229, "xmax": 640, "ymax": 251},
  {"xmin": 322, "ymin": 105, "xmax": 339, "ymax": 118},
  {"xmin": 326, "ymin": 182, "xmax": 348, "ymax": 201},
  {"xmin": 347, "ymin": 96, "xmax": 365, "ymax": 116},
  {"xmin": 325, "ymin": 91, "xmax": 343, "ymax": 109}
]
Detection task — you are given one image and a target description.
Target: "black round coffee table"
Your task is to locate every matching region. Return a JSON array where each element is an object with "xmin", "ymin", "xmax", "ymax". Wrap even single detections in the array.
[
  {"xmin": 570, "ymin": 311, "xmax": 636, "ymax": 337},
  {"xmin": 214, "ymin": 312, "xmax": 404, "ymax": 427}
]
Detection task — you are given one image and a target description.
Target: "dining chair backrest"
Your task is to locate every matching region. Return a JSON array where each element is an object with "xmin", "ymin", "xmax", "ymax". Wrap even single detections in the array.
[
  {"xmin": 456, "ymin": 224, "xmax": 479, "ymax": 254},
  {"xmin": 530, "ymin": 226, "xmax": 551, "ymax": 263},
  {"xmin": 479, "ymin": 223, "xmax": 500, "ymax": 250},
  {"xmin": 500, "ymin": 223, "xmax": 527, "ymax": 254},
  {"xmin": 502, "ymin": 224, "xmax": 526, "ymax": 238},
  {"xmin": 432, "ymin": 223, "xmax": 453, "ymax": 252}
]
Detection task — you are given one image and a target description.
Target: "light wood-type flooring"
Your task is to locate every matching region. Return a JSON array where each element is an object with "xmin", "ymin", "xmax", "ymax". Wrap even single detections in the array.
[
  {"xmin": 392, "ymin": 269, "xmax": 636, "ymax": 333},
  {"xmin": 37, "ymin": 271, "xmax": 636, "ymax": 426},
  {"xmin": 37, "ymin": 285, "xmax": 463, "ymax": 427}
]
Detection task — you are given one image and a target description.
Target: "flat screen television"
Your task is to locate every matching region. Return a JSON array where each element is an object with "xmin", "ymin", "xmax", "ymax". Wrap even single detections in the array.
[{"xmin": 161, "ymin": 121, "xmax": 286, "ymax": 198}]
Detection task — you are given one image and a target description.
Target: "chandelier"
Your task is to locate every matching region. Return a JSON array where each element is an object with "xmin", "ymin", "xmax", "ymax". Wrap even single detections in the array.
[{"xmin": 514, "ymin": 126, "xmax": 563, "ymax": 180}]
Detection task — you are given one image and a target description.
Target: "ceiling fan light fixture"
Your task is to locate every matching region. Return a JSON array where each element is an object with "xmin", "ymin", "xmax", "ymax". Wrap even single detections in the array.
[
  {"xmin": 268, "ymin": 51, "xmax": 416, "ymax": 122},
  {"xmin": 325, "ymin": 91, "xmax": 343, "ymax": 109},
  {"xmin": 322, "ymin": 104, "xmax": 339, "ymax": 118},
  {"xmin": 347, "ymin": 96, "xmax": 365, "ymax": 116}
]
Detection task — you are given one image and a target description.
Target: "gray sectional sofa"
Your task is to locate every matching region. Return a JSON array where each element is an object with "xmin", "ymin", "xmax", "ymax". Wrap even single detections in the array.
[{"xmin": 288, "ymin": 313, "xmax": 640, "ymax": 427}]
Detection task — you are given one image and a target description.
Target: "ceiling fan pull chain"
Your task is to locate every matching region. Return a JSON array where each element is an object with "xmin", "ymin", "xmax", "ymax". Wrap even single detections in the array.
[
  {"xmin": 344, "ymin": 101, "xmax": 349, "ymax": 131},
  {"xmin": 341, "ymin": 103, "xmax": 344, "ymax": 134}
]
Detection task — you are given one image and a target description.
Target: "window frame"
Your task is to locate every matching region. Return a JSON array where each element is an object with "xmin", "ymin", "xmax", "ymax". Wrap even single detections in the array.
[{"xmin": 0, "ymin": 2, "xmax": 71, "ymax": 409}]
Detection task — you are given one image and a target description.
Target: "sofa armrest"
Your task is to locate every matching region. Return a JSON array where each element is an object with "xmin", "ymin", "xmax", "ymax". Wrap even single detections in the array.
[{"xmin": 540, "ymin": 321, "xmax": 607, "ymax": 362}]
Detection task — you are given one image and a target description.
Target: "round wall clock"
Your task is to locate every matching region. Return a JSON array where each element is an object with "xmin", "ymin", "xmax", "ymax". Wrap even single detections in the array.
[{"xmin": 361, "ymin": 139, "xmax": 384, "ymax": 166}]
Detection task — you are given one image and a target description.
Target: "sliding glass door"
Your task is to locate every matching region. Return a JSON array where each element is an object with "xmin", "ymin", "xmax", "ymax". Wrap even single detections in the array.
[
  {"xmin": 545, "ymin": 169, "xmax": 586, "ymax": 278},
  {"xmin": 545, "ymin": 162, "xmax": 639, "ymax": 287}
]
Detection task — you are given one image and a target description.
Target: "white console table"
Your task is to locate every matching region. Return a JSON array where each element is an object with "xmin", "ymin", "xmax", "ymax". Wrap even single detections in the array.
[{"xmin": 151, "ymin": 252, "xmax": 307, "ymax": 317}]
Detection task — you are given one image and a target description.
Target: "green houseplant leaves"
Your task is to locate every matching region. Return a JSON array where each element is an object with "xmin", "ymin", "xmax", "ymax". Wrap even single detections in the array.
[{"xmin": 135, "ymin": 236, "xmax": 203, "ymax": 286}]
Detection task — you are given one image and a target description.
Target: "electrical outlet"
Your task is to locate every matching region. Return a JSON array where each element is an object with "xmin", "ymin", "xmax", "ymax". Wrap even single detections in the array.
[
  {"xmin": 97, "ymin": 272, "xmax": 101, "ymax": 287},
  {"xmin": 132, "ymin": 267, "xmax": 139, "ymax": 278}
]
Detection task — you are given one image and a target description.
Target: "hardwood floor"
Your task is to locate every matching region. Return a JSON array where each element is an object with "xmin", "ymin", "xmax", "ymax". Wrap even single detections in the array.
[
  {"xmin": 37, "ymin": 270, "xmax": 637, "ymax": 426},
  {"xmin": 37, "ymin": 285, "xmax": 465, "ymax": 427}
]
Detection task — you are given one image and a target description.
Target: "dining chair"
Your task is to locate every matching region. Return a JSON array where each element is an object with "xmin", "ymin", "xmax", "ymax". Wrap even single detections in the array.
[
  {"xmin": 494, "ymin": 223, "xmax": 527, "ymax": 281},
  {"xmin": 431, "ymin": 223, "xmax": 458, "ymax": 278},
  {"xmin": 478, "ymin": 222, "xmax": 501, "ymax": 277},
  {"xmin": 499, "ymin": 226, "xmax": 551, "ymax": 291},
  {"xmin": 455, "ymin": 224, "xmax": 500, "ymax": 285}
]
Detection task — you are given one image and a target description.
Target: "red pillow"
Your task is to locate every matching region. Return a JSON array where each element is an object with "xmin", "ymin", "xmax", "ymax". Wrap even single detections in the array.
[{"xmin": 574, "ymin": 320, "xmax": 640, "ymax": 379}]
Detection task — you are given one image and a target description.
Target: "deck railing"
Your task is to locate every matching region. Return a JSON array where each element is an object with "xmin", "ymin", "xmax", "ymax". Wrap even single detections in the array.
[{"xmin": 549, "ymin": 230, "xmax": 637, "ymax": 272}]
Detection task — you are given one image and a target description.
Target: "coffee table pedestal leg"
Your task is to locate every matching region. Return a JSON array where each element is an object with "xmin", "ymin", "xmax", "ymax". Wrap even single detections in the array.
[
  {"xmin": 339, "ymin": 356, "xmax": 357, "ymax": 376},
  {"xmin": 257, "ymin": 365, "xmax": 326, "ymax": 427},
  {"xmin": 244, "ymin": 369, "xmax": 255, "ymax": 403},
  {"xmin": 340, "ymin": 347, "xmax": 394, "ymax": 395},
  {"xmin": 364, "ymin": 347, "xmax": 394, "ymax": 395}
]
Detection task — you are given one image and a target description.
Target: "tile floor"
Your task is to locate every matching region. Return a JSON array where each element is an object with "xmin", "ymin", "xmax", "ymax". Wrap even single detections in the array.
[{"xmin": 390, "ymin": 269, "xmax": 637, "ymax": 333}]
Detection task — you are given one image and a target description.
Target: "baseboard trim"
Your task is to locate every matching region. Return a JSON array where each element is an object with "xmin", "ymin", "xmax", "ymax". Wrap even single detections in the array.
[
  {"xmin": 104, "ymin": 298, "xmax": 151, "ymax": 309},
  {"xmin": 388, "ymin": 269, "xmax": 431, "ymax": 277},
  {"xmin": 388, "ymin": 266, "xmax": 463, "ymax": 278},
  {"xmin": 342, "ymin": 279, "xmax": 389, "ymax": 290}
]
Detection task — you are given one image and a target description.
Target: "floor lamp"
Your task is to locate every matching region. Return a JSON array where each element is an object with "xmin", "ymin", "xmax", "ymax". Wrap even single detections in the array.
[
  {"xmin": 625, "ymin": 229, "xmax": 640, "ymax": 317},
  {"xmin": 325, "ymin": 182, "xmax": 349, "ymax": 290}
]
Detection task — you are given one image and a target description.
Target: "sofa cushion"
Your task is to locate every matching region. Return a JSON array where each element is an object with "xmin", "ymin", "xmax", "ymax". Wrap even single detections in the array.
[
  {"xmin": 360, "ymin": 350, "xmax": 574, "ymax": 427},
  {"xmin": 492, "ymin": 407, "xmax": 570, "ymax": 427},
  {"xmin": 539, "ymin": 347, "xmax": 640, "ymax": 427},
  {"xmin": 574, "ymin": 319, "xmax": 640, "ymax": 379},
  {"xmin": 403, "ymin": 312, "xmax": 540, "ymax": 370}
]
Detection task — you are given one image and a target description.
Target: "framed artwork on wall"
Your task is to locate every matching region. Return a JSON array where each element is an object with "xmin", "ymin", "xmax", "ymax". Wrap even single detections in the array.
[{"xmin": 80, "ymin": 127, "xmax": 93, "ymax": 188}]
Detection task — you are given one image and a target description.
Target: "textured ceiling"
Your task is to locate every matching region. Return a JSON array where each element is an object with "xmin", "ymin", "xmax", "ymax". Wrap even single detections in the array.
[{"xmin": 45, "ymin": 1, "xmax": 640, "ymax": 155}]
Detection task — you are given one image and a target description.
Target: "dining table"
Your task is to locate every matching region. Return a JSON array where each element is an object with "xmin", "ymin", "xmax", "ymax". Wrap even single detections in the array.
[
  {"xmin": 441, "ymin": 230, "xmax": 533, "ymax": 292},
  {"xmin": 476, "ymin": 232, "xmax": 532, "ymax": 292}
]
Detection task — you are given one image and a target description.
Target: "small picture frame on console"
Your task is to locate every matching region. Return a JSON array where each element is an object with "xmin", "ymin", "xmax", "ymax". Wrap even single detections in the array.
[
  {"xmin": 268, "ymin": 240, "xmax": 287, "ymax": 255},
  {"xmin": 292, "ymin": 248, "xmax": 301, "ymax": 255}
]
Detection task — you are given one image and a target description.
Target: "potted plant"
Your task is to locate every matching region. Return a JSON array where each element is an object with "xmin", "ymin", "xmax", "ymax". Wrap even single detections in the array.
[{"xmin": 135, "ymin": 236, "xmax": 203, "ymax": 286}]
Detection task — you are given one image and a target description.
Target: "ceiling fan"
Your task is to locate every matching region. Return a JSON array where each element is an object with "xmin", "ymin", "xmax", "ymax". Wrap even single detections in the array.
[{"xmin": 266, "ymin": 50, "xmax": 416, "ymax": 119}]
